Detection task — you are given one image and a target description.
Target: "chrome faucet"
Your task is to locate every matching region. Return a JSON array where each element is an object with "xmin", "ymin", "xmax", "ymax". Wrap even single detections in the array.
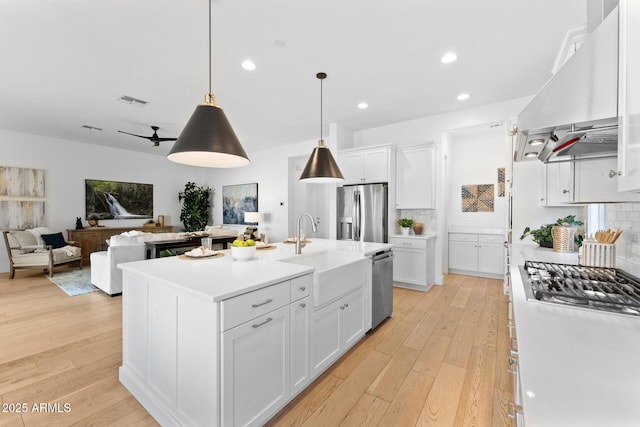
[{"xmin": 296, "ymin": 213, "xmax": 317, "ymax": 254}]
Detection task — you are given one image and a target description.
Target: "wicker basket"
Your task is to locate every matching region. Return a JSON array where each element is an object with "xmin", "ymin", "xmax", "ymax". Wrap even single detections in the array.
[{"xmin": 552, "ymin": 226, "xmax": 576, "ymax": 253}]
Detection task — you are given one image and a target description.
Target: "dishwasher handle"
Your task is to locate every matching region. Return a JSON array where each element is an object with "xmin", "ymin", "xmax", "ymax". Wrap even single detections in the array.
[{"xmin": 372, "ymin": 251, "xmax": 394, "ymax": 264}]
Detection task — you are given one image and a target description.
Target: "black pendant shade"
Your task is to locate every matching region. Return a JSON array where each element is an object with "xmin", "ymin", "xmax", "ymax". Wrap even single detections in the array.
[
  {"xmin": 299, "ymin": 139, "xmax": 344, "ymax": 183},
  {"xmin": 299, "ymin": 72, "xmax": 344, "ymax": 183},
  {"xmin": 167, "ymin": 99, "xmax": 250, "ymax": 168}
]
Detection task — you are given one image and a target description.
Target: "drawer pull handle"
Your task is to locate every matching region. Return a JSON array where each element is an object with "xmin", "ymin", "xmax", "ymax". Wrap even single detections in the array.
[
  {"xmin": 251, "ymin": 298, "xmax": 273, "ymax": 308},
  {"xmin": 252, "ymin": 317, "xmax": 273, "ymax": 328},
  {"xmin": 299, "ymin": 286, "xmax": 306, "ymax": 291},
  {"xmin": 507, "ymin": 401, "xmax": 523, "ymax": 419}
]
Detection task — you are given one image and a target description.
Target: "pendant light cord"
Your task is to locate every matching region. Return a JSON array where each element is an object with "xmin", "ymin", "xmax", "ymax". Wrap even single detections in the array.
[
  {"xmin": 320, "ymin": 76, "xmax": 323, "ymax": 140},
  {"xmin": 208, "ymin": 0, "xmax": 212, "ymax": 95}
]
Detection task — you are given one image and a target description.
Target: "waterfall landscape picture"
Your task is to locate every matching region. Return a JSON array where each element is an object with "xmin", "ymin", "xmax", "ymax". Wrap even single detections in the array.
[{"xmin": 85, "ymin": 179, "xmax": 153, "ymax": 220}]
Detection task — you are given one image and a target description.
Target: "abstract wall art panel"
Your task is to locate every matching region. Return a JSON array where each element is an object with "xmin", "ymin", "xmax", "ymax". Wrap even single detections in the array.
[
  {"xmin": 461, "ymin": 184, "xmax": 494, "ymax": 212},
  {"xmin": 0, "ymin": 200, "xmax": 45, "ymax": 229},
  {"xmin": 223, "ymin": 183, "xmax": 258, "ymax": 225},
  {"xmin": 0, "ymin": 166, "xmax": 45, "ymax": 197},
  {"xmin": 498, "ymin": 167, "xmax": 505, "ymax": 197}
]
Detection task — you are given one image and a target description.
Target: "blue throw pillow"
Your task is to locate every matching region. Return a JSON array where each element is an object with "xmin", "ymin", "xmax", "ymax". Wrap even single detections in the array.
[{"xmin": 41, "ymin": 232, "xmax": 67, "ymax": 249}]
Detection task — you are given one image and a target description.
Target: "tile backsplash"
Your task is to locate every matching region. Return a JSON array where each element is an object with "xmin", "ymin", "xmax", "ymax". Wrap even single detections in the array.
[
  {"xmin": 398, "ymin": 209, "xmax": 436, "ymax": 234},
  {"xmin": 605, "ymin": 203, "xmax": 640, "ymax": 276}
]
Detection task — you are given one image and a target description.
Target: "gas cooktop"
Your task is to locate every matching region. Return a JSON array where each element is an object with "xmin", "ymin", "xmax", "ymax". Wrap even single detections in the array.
[{"xmin": 520, "ymin": 261, "xmax": 640, "ymax": 316}]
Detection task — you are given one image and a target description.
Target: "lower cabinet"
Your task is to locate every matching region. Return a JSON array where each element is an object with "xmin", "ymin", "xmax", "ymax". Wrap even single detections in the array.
[
  {"xmin": 290, "ymin": 296, "xmax": 310, "ymax": 395},
  {"xmin": 222, "ymin": 306, "xmax": 290, "ymax": 427},
  {"xmin": 390, "ymin": 236, "xmax": 436, "ymax": 291},
  {"xmin": 449, "ymin": 233, "xmax": 504, "ymax": 278},
  {"xmin": 309, "ymin": 287, "xmax": 365, "ymax": 379}
]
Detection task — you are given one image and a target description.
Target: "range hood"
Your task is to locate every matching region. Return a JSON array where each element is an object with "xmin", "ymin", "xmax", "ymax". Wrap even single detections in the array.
[{"xmin": 515, "ymin": 6, "xmax": 619, "ymax": 163}]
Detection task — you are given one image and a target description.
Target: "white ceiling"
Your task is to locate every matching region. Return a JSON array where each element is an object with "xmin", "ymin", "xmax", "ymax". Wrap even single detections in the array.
[{"xmin": 0, "ymin": 0, "xmax": 586, "ymax": 157}]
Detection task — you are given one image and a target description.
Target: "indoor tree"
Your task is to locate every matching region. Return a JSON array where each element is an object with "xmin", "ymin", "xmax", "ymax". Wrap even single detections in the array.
[{"xmin": 178, "ymin": 182, "xmax": 212, "ymax": 232}]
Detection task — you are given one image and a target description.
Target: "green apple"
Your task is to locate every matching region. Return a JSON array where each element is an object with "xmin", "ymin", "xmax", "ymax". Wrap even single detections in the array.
[
  {"xmin": 245, "ymin": 239, "xmax": 255, "ymax": 246},
  {"xmin": 232, "ymin": 239, "xmax": 243, "ymax": 247}
]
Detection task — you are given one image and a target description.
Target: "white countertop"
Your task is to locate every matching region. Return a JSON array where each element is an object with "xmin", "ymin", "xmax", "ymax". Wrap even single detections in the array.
[
  {"xmin": 510, "ymin": 243, "xmax": 640, "ymax": 426},
  {"xmin": 389, "ymin": 233, "xmax": 436, "ymax": 240},
  {"xmin": 448, "ymin": 226, "xmax": 505, "ymax": 235},
  {"xmin": 119, "ymin": 239, "xmax": 393, "ymax": 302}
]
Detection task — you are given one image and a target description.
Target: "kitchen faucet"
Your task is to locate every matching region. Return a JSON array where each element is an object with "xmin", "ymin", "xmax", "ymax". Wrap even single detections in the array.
[{"xmin": 296, "ymin": 213, "xmax": 317, "ymax": 254}]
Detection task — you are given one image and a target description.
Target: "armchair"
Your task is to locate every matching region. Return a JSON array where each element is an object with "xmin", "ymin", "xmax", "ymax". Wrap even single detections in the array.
[
  {"xmin": 90, "ymin": 243, "xmax": 145, "ymax": 295},
  {"xmin": 3, "ymin": 229, "xmax": 82, "ymax": 278}
]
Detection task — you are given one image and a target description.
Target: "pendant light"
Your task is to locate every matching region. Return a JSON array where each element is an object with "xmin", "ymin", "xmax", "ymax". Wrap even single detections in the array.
[
  {"xmin": 167, "ymin": 0, "xmax": 250, "ymax": 168},
  {"xmin": 299, "ymin": 72, "xmax": 344, "ymax": 183}
]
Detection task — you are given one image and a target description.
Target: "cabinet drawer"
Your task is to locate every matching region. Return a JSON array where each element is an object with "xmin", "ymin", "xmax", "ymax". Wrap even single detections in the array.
[
  {"xmin": 221, "ymin": 281, "xmax": 290, "ymax": 331},
  {"xmin": 478, "ymin": 234, "xmax": 504, "ymax": 244},
  {"xmin": 390, "ymin": 237, "xmax": 427, "ymax": 250},
  {"xmin": 291, "ymin": 274, "xmax": 312, "ymax": 301},
  {"xmin": 448, "ymin": 233, "xmax": 478, "ymax": 243}
]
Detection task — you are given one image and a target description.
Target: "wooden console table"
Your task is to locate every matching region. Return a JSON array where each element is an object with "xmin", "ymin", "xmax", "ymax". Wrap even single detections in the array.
[
  {"xmin": 67, "ymin": 226, "xmax": 174, "ymax": 265},
  {"xmin": 144, "ymin": 235, "xmax": 236, "ymax": 259}
]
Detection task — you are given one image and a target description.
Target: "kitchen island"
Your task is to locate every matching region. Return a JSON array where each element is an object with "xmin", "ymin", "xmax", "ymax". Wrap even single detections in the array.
[
  {"xmin": 118, "ymin": 239, "xmax": 392, "ymax": 427},
  {"xmin": 509, "ymin": 243, "xmax": 640, "ymax": 426}
]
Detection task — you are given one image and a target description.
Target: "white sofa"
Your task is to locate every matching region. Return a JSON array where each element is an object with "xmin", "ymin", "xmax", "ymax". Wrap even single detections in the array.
[{"xmin": 90, "ymin": 228, "xmax": 238, "ymax": 295}]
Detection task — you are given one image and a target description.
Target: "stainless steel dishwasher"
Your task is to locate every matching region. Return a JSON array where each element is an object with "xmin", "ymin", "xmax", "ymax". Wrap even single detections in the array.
[{"xmin": 371, "ymin": 250, "xmax": 394, "ymax": 329}]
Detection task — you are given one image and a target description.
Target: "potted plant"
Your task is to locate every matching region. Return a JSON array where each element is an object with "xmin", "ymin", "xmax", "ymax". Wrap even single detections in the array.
[
  {"xmin": 397, "ymin": 218, "xmax": 414, "ymax": 235},
  {"xmin": 520, "ymin": 215, "xmax": 584, "ymax": 248},
  {"xmin": 178, "ymin": 182, "xmax": 212, "ymax": 232}
]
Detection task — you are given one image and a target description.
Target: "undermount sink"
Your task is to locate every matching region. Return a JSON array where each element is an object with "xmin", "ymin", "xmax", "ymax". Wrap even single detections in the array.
[{"xmin": 279, "ymin": 250, "xmax": 366, "ymax": 307}]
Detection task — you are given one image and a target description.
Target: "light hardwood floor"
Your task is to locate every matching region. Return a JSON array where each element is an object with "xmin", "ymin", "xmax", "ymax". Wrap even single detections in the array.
[{"xmin": 0, "ymin": 268, "xmax": 512, "ymax": 426}]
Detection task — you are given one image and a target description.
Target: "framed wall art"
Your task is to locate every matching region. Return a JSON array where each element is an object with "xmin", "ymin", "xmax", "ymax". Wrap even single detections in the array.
[{"xmin": 223, "ymin": 183, "xmax": 258, "ymax": 225}]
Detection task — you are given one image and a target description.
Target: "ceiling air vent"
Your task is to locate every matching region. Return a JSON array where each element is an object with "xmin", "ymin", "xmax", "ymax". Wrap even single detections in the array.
[
  {"xmin": 117, "ymin": 95, "xmax": 148, "ymax": 107},
  {"xmin": 81, "ymin": 125, "xmax": 103, "ymax": 131}
]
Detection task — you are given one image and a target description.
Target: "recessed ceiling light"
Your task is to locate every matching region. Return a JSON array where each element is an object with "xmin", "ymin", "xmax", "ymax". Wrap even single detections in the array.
[
  {"xmin": 528, "ymin": 138, "xmax": 545, "ymax": 145},
  {"xmin": 457, "ymin": 93, "xmax": 470, "ymax": 101},
  {"xmin": 524, "ymin": 152, "xmax": 539, "ymax": 158},
  {"xmin": 358, "ymin": 102, "xmax": 368, "ymax": 109},
  {"xmin": 441, "ymin": 52, "xmax": 457, "ymax": 64},
  {"xmin": 241, "ymin": 60, "xmax": 256, "ymax": 71}
]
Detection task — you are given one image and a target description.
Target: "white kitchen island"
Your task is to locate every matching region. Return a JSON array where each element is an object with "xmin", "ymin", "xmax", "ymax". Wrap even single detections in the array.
[{"xmin": 118, "ymin": 239, "xmax": 392, "ymax": 427}]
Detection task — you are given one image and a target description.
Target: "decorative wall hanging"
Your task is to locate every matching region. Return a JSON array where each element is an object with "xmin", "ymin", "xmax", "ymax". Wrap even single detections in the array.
[
  {"xmin": 498, "ymin": 167, "xmax": 505, "ymax": 197},
  {"xmin": 0, "ymin": 166, "xmax": 45, "ymax": 197},
  {"xmin": 223, "ymin": 183, "xmax": 258, "ymax": 225},
  {"xmin": 85, "ymin": 179, "xmax": 153, "ymax": 220},
  {"xmin": 0, "ymin": 200, "xmax": 45, "ymax": 229},
  {"xmin": 461, "ymin": 184, "xmax": 494, "ymax": 212}
]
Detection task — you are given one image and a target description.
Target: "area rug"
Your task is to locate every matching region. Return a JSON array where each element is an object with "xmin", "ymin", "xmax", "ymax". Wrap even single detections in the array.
[{"xmin": 47, "ymin": 268, "xmax": 98, "ymax": 296}]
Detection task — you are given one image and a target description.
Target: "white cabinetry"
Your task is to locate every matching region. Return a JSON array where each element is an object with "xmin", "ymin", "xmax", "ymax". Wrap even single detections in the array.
[
  {"xmin": 574, "ymin": 157, "xmax": 640, "ymax": 202},
  {"xmin": 309, "ymin": 287, "xmax": 365, "ymax": 379},
  {"xmin": 396, "ymin": 145, "xmax": 435, "ymax": 209},
  {"xmin": 544, "ymin": 162, "xmax": 573, "ymax": 206},
  {"xmin": 339, "ymin": 146, "xmax": 395, "ymax": 184},
  {"xmin": 448, "ymin": 232, "xmax": 504, "ymax": 279},
  {"xmin": 221, "ymin": 306, "xmax": 290, "ymax": 427},
  {"xmin": 390, "ymin": 236, "xmax": 435, "ymax": 291},
  {"xmin": 618, "ymin": 0, "xmax": 640, "ymax": 192}
]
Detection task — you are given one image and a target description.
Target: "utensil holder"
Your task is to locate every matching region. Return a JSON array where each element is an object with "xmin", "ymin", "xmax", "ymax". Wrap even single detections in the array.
[{"xmin": 580, "ymin": 241, "xmax": 616, "ymax": 268}]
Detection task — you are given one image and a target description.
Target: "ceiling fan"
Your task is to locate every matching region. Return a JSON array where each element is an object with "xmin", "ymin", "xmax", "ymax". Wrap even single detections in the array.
[{"xmin": 117, "ymin": 125, "xmax": 177, "ymax": 147}]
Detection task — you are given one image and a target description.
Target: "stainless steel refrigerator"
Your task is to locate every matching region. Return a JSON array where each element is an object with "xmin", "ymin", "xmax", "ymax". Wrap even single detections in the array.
[{"xmin": 337, "ymin": 183, "xmax": 388, "ymax": 243}]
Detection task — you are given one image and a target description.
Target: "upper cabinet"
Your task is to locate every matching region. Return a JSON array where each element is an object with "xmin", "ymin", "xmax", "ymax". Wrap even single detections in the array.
[
  {"xmin": 395, "ymin": 144, "xmax": 435, "ymax": 209},
  {"xmin": 618, "ymin": 0, "xmax": 640, "ymax": 192},
  {"xmin": 338, "ymin": 145, "xmax": 395, "ymax": 184}
]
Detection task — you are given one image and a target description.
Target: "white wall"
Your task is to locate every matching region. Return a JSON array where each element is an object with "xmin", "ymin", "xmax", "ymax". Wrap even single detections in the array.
[
  {"xmin": 606, "ymin": 202, "xmax": 640, "ymax": 277},
  {"xmin": 0, "ymin": 129, "xmax": 208, "ymax": 273},
  {"xmin": 447, "ymin": 125, "xmax": 507, "ymax": 230}
]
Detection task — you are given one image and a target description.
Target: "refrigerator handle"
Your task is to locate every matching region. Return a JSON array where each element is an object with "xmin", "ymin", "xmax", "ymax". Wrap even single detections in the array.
[{"xmin": 354, "ymin": 191, "xmax": 361, "ymax": 240}]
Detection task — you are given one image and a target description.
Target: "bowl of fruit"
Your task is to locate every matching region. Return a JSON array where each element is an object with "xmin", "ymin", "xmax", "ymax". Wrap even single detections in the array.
[{"xmin": 230, "ymin": 239, "xmax": 257, "ymax": 261}]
